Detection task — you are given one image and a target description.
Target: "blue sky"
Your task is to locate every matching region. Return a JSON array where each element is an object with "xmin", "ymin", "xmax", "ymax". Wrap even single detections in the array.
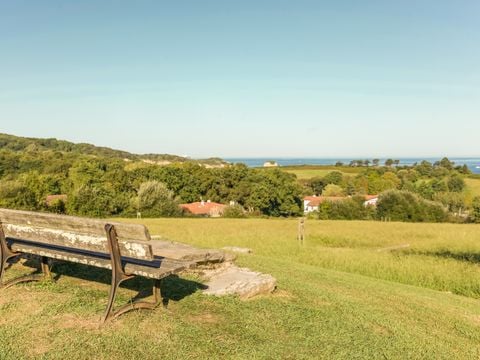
[{"xmin": 0, "ymin": 1, "xmax": 479, "ymax": 158}]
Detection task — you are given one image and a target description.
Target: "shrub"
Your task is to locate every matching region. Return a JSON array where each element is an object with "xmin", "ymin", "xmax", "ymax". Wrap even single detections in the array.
[
  {"xmin": 447, "ymin": 176, "xmax": 465, "ymax": 193},
  {"xmin": 135, "ymin": 181, "xmax": 182, "ymax": 217},
  {"xmin": 471, "ymin": 197, "xmax": 480, "ymax": 223},
  {"xmin": 223, "ymin": 204, "xmax": 247, "ymax": 218},
  {"xmin": 322, "ymin": 184, "xmax": 345, "ymax": 197},
  {"xmin": 316, "ymin": 196, "xmax": 374, "ymax": 220},
  {"xmin": 376, "ymin": 190, "xmax": 447, "ymax": 223}
]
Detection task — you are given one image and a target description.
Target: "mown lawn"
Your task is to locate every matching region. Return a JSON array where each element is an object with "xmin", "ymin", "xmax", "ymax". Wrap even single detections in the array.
[{"xmin": 1, "ymin": 219, "xmax": 480, "ymax": 359}]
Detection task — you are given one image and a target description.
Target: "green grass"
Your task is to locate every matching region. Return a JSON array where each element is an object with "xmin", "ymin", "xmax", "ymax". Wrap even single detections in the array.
[
  {"xmin": 279, "ymin": 165, "xmax": 362, "ymax": 180},
  {"xmin": 2, "ymin": 219, "xmax": 480, "ymax": 359},
  {"xmin": 465, "ymin": 178, "xmax": 480, "ymax": 197}
]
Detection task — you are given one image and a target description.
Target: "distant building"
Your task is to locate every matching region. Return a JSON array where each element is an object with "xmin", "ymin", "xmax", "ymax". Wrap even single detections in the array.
[
  {"xmin": 363, "ymin": 195, "xmax": 379, "ymax": 207},
  {"xmin": 263, "ymin": 161, "xmax": 279, "ymax": 168},
  {"xmin": 303, "ymin": 196, "xmax": 346, "ymax": 213},
  {"xmin": 180, "ymin": 200, "xmax": 226, "ymax": 217},
  {"xmin": 303, "ymin": 194, "xmax": 379, "ymax": 213}
]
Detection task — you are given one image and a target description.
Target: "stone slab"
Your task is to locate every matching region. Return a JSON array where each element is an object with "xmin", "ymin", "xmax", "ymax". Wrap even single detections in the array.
[
  {"xmin": 202, "ymin": 263, "xmax": 276, "ymax": 299},
  {"xmin": 150, "ymin": 237, "xmax": 232, "ymax": 264}
]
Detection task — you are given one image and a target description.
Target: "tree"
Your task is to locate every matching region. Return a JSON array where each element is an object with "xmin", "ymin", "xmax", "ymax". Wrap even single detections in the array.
[
  {"xmin": 316, "ymin": 198, "xmax": 370, "ymax": 220},
  {"xmin": 447, "ymin": 176, "xmax": 465, "ymax": 193},
  {"xmin": 136, "ymin": 181, "xmax": 182, "ymax": 217},
  {"xmin": 471, "ymin": 197, "xmax": 480, "ymax": 223},
  {"xmin": 376, "ymin": 190, "xmax": 447, "ymax": 223},
  {"xmin": 309, "ymin": 177, "xmax": 326, "ymax": 195},
  {"xmin": 322, "ymin": 184, "xmax": 345, "ymax": 197},
  {"xmin": 438, "ymin": 157, "xmax": 454, "ymax": 170},
  {"xmin": 385, "ymin": 159, "xmax": 394, "ymax": 167},
  {"xmin": 372, "ymin": 159, "xmax": 380, "ymax": 167},
  {"xmin": 322, "ymin": 171, "xmax": 344, "ymax": 185},
  {"xmin": 393, "ymin": 159, "xmax": 400, "ymax": 167}
]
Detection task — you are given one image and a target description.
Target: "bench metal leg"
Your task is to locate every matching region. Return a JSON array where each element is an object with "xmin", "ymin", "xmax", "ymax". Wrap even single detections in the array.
[
  {"xmin": 1, "ymin": 256, "xmax": 52, "ymax": 290},
  {"xmin": 102, "ymin": 279, "xmax": 163, "ymax": 323},
  {"xmin": 102, "ymin": 224, "xmax": 163, "ymax": 323},
  {"xmin": 0, "ymin": 221, "xmax": 22, "ymax": 288}
]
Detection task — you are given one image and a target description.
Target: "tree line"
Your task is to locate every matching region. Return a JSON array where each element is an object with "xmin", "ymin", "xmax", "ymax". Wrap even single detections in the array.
[{"xmin": 0, "ymin": 147, "xmax": 302, "ymax": 217}]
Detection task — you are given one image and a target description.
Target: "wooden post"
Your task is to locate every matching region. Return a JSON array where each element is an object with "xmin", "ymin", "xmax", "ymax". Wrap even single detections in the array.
[{"xmin": 297, "ymin": 217, "xmax": 305, "ymax": 245}]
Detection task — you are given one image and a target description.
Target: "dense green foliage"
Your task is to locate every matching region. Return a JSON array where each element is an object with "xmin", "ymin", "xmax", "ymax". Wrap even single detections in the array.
[
  {"xmin": 0, "ymin": 134, "xmax": 302, "ymax": 217},
  {"xmin": 0, "ymin": 134, "xmax": 475, "ymax": 222},
  {"xmin": 376, "ymin": 190, "xmax": 448, "ymax": 222},
  {"xmin": 316, "ymin": 196, "xmax": 374, "ymax": 220},
  {"xmin": 304, "ymin": 157, "xmax": 474, "ymax": 222}
]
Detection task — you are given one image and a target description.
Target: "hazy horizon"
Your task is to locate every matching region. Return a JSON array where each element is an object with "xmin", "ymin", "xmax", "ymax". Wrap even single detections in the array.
[{"xmin": 1, "ymin": 1, "xmax": 479, "ymax": 158}]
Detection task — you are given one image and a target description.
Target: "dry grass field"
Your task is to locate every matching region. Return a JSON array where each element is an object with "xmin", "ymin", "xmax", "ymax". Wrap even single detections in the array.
[{"xmin": 1, "ymin": 218, "xmax": 480, "ymax": 359}]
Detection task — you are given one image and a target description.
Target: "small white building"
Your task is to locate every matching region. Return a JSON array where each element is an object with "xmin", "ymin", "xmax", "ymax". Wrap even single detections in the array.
[
  {"xmin": 263, "ymin": 161, "xmax": 279, "ymax": 167},
  {"xmin": 363, "ymin": 195, "xmax": 379, "ymax": 207}
]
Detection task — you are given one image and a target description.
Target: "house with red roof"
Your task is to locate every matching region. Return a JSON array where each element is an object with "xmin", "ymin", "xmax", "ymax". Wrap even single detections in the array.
[
  {"xmin": 180, "ymin": 200, "xmax": 226, "ymax": 217},
  {"xmin": 303, "ymin": 195, "xmax": 379, "ymax": 213}
]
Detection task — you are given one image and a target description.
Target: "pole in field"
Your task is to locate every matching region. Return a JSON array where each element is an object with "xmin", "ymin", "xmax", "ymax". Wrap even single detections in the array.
[{"xmin": 297, "ymin": 217, "xmax": 305, "ymax": 245}]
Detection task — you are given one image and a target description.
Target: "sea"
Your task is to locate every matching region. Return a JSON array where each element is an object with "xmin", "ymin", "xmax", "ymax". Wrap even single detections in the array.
[{"xmin": 224, "ymin": 158, "xmax": 480, "ymax": 175}]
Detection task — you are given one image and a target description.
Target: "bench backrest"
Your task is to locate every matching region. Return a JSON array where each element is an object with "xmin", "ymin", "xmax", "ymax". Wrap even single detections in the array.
[{"xmin": 0, "ymin": 209, "xmax": 154, "ymax": 261}]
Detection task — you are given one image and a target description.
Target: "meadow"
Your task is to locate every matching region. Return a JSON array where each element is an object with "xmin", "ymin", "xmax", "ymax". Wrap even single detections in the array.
[
  {"xmin": 1, "ymin": 218, "xmax": 480, "ymax": 359},
  {"xmin": 281, "ymin": 165, "xmax": 363, "ymax": 180}
]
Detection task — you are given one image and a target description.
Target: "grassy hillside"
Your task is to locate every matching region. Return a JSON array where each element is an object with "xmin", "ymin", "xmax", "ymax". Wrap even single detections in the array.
[
  {"xmin": 0, "ymin": 132, "xmax": 226, "ymax": 165},
  {"xmin": 1, "ymin": 219, "xmax": 480, "ymax": 359}
]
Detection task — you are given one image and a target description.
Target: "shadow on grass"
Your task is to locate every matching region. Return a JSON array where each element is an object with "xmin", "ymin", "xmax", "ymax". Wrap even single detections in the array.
[
  {"xmin": 403, "ymin": 250, "xmax": 480, "ymax": 264},
  {"xmin": 17, "ymin": 257, "xmax": 207, "ymax": 304}
]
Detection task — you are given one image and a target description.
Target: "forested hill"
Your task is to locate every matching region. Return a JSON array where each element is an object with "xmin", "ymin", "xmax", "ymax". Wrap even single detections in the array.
[
  {"xmin": 0, "ymin": 132, "xmax": 302, "ymax": 218},
  {"xmin": 0, "ymin": 133, "xmax": 225, "ymax": 165}
]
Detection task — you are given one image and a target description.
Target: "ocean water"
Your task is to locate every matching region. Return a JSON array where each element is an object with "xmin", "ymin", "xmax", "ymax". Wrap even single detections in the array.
[{"xmin": 225, "ymin": 158, "xmax": 480, "ymax": 174}]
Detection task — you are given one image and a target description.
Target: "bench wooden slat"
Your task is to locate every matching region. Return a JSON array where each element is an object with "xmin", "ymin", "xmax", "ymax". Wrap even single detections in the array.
[
  {"xmin": 10, "ymin": 240, "xmax": 192, "ymax": 280},
  {"xmin": 0, "ymin": 209, "xmax": 151, "ymax": 241},
  {"xmin": 0, "ymin": 209, "xmax": 153, "ymax": 261}
]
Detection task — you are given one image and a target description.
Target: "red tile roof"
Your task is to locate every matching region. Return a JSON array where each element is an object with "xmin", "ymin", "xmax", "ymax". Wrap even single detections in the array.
[
  {"xmin": 304, "ymin": 196, "xmax": 346, "ymax": 207},
  {"xmin": 304, "ymin": 195, "xmax": 378, "ymax": 207},
  {"xmin": 180, "ymin": 201, "xmax": 226, "ymax": 216}
]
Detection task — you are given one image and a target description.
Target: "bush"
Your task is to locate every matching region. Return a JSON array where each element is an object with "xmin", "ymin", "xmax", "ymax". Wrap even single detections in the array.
[
  {"xmin": 471, "ymin": 197, "xmax": 480, "ymax": 223},
  {"xmin": 223, "ymin": 204, "xmax": 247, "ymax": 218},
  {"xmin": 447, "ymin": 176, "xmax": 465, "ymax": 193},
  {"xmin": 376, "ymin": 190, "xmax": 447, "ymax": 223},
  {"xmin": 316, "ymin": 197, "xmax": 374, "ymax": 220},
  {"xmin": 322, "ymin": 184, "xmax": 345, "ymax": 197},
  {"xmin": 136, "ymin": 181, "xmax": 182, "ymax": 218}
]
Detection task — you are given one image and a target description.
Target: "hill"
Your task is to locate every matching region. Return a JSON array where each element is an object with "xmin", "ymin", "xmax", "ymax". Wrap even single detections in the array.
[{"xmin": 0, "ymin": 133, "xmax": 227, "ymax": 166}]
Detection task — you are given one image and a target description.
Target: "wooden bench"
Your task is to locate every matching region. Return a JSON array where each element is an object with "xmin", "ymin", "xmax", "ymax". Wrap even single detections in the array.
[{"xmin": 0, "ymin": 208, "xmax": 192, "ymax": 323}]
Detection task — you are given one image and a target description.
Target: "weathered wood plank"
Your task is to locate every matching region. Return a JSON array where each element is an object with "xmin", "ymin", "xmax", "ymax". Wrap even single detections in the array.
[
  {"xmin": 0, "ymin": 209, "xmax": 151, "ymax": 242},
  {"xmin": 9, "ymin": 240, "xmax": 192, "ymax": 280},
  {"xmin": 3, "ymin": 223, "xmax": 153, "ymax": 260},
  {"xmin": 150, "ymin": 239, "xmax": 227, "ymax": 264}
]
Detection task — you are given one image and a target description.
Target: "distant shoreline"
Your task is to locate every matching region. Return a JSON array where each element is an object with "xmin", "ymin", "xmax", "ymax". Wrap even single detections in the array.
[{"xmin": 225, "ymin": 158, "xmax": 480, "ymax": 174}]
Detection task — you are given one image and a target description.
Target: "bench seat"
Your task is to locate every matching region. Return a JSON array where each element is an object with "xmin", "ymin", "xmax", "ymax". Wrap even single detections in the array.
[{"xmin": 8, "ymin": 238, "xmax": 194, "ymax": 280}]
